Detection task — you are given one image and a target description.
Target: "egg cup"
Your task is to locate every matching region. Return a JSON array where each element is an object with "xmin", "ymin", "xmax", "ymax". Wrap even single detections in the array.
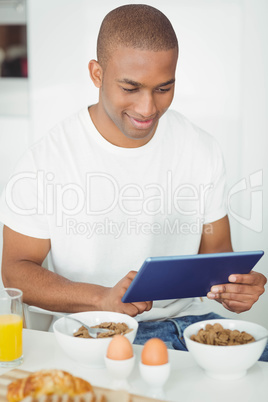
[
  {"xmin": 139, "ymin": 361, "xmax": 170, "ymax": 398},
  {"xmin": 105, "ymin": 355, "xmax": 136, "ymax": 390}
]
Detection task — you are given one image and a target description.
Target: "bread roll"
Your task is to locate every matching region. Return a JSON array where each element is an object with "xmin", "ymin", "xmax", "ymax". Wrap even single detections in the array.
[
  {"xmin": 7, "ymin": 370, "xmax": 94, "ymax": 402},
  {"xmin": 20, "ymin": 393, "xmax": 97, "ymax": 402}
]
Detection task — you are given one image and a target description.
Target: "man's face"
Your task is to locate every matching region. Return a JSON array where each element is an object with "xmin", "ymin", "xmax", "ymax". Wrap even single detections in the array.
[{"xmin": 96, "ymin": 46, "xmax": 178, "ymax": 147}]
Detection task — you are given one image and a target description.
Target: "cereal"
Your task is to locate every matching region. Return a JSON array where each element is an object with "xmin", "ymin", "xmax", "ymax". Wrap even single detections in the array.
[
  {"xmin": 190, "ymin": 323, "xmax": 255, "ymax": 346},
  {"xmin": 73, "ymin": 321, "xmax": 133, "ymax": 339}
]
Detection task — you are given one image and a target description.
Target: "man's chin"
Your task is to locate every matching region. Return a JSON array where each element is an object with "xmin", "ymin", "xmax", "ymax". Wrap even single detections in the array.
[
  {"xmin": 123, "ymin": 122, "xmax": 158, "ymax": 142},
  {"xmin": 123, "ymin": 130, "xmax": 156, "ymax": 144}
]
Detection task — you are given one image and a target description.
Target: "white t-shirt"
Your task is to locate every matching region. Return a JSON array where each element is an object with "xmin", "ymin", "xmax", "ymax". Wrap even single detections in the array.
[{"xmin": 0, "ymin": 108, "xmax": 227, "ymax": 321}]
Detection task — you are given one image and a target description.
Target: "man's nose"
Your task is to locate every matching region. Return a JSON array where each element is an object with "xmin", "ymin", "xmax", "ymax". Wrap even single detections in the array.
[{"xmin": 134, "ymin": 92, "xmax": 157, "ymax": 118}]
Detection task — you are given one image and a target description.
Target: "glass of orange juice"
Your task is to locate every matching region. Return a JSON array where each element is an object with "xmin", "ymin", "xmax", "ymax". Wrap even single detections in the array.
[{"xmin": 0, "ymin": 288, "xmax": 23, "ymax": 368}]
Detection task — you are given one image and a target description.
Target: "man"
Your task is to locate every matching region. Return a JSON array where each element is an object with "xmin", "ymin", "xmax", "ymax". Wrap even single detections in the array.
[{"xmin": 0, "ymin": 4, "xmax": 267, "ymax": 356}]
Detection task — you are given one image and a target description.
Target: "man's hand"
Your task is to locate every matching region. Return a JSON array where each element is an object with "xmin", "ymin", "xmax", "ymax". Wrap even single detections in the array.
[
  {"xmin": 200, "ymin": 216, "xmax": 267, "ymax": 313},
  {"xmin": 100, "ymin": 270, "xmax": 152, "ymax": 317},
  {"xmin": 207, "ymin": 271, "xmax": 267, "ymax": 313}
]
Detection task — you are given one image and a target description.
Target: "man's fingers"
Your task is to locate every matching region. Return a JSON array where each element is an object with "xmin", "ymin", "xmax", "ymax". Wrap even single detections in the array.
[
  {"xmin": 120, "ymin": 271, "xmax": 138, "ymax": 290},
  {"xmin": 221, "ymin": 300, "xmax": 248, "ymax": 313},
  {"xmin": 208, "ymin": 272, "xmax": 266, "ymax": 298},
  {"xmin": 208, "ymin": 272, "xmax": 267, "ymax": 295},
  {"xmin": 210, "ymin": 291, "xmax": 252, "ymax": 302},
  {"xmin": 208, "ymin": 288, "xmax": 260, "ymax": 314},
  {"xmin": 228, "ymin": 271, "xmax": 267, "ymax": 286},
  {"xmin": 145, "ymin": 301, "xmax": 153, "ymax": 311},
  {"xmin": 208, "ymin": 288, "xmax": 260, "ymax": 304},
  {"xmin": 207, "ymin": 271, "xmax": 267, "ymax": 314},
  {"xmin": 119, "ymin": 271, "xmax": 138, "ymax": 292},
  {"xmin": 132, "ymin": 301, "xmax": 152, "ymax": 314},
  {"xmin": 212, "ymin": 295, "xmax": 254, "ymax": 313},
  {"xmin": 117, "ymin": 272, "xmax": 153, "ymax": 315},
  {"xmin": 126, "ymin": 270, "xmax": 138, "ymax": 280},
  {"xmin": 121, "ymin": 302, "xmax": 146, "ymax": 317},
  {"xmin": 209, "ymin": 284, "xmax": 257, "ymax": 297}
]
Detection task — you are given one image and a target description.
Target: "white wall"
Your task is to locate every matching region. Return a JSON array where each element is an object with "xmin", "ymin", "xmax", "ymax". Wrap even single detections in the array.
[{"xmin": 0, "ymin": 0, "xmax": 267, "ymax": 326}]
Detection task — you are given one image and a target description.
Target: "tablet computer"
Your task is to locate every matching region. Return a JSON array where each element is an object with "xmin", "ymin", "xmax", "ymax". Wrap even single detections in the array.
[{"xmin": 121, "ymin": 250, "xmax": 264, "ymax": 303}]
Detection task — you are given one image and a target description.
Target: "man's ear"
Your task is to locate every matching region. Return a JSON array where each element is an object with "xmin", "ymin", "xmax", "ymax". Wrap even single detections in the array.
[{"xmin": 88, "ymin": 59, "xmax": 103, "ymax": 88}]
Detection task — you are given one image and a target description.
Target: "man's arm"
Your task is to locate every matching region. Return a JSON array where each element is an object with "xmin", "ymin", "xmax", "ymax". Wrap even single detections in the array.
[
  {"xmin": 198, "ymin": 214, "xmax": 233, "ymax": 254},
  {"xmin": 1, "ymin": 226, "xmax": 152, "ymax": 316},
  {"xmin": 199, "ymin": 215, "xmax": 267, "ymax": 313}
]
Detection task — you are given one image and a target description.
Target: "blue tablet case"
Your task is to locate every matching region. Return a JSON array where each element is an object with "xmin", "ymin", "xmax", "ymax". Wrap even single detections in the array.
[{"xmin": 121, "ymin": 251, "xmax": 264, "ymax": 303}]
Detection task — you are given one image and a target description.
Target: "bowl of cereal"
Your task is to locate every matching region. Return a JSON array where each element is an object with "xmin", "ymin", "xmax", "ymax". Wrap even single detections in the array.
[
  {"xmin": 53, "ymin": 311, "xmax": 138, "ymax": 368},
  {"xmin": 183, "ymin": 319, "xmax": 268, "ymax": 380}
]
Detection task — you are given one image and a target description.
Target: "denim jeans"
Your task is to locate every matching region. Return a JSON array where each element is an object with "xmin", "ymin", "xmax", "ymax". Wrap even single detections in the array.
[{"xmin": 134, "ymin": 312, "xmax": 268, "ymax": 362}]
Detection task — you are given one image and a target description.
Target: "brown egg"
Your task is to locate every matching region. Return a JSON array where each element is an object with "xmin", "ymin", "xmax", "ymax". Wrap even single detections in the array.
[
  {"xmin": 141, "ymin": 338, "xmax": 169, "ymax": 366},
  {"xmin": 106, "ymin": 334, "xmax": 133, "ymax": 360}
]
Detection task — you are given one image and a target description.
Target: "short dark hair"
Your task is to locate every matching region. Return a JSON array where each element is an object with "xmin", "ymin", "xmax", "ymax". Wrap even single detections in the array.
[{"xmin": 97, "ymin": 4, "xmax": 178, "ymax": 69}]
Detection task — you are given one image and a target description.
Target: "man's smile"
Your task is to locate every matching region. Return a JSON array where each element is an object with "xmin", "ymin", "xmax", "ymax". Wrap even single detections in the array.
[{"xmin": 127, "ymin": 114, "xmax": 157, "ymax": 130}]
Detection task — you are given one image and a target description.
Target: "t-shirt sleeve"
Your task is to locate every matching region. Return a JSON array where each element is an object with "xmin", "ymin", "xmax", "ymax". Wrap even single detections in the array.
[
  {"xmin": 203, "ymin": 138, "xmax": 227, "ymax": 224},
  {"xmin": 0, "ymin": 150, "xmax": 50, "ymax": 239}
]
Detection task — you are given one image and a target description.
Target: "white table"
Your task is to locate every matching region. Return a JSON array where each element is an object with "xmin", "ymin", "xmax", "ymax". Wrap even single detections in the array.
[{"xmin": 0, "ymin": 329, "xmax": 267, "ymax": 402}]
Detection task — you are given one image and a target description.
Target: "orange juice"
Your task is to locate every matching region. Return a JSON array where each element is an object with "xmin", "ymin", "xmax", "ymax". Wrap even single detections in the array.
[{"xmin": 0, "ymin": 314, "xmax": 23, "ymax": 361}]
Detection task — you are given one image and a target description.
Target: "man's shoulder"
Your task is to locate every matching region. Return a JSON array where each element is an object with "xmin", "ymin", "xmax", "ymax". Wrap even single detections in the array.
[
  {"xmin": 29, "ymin": 107, "xmax": 88, "ymax": 154},
  {"xmin": 165, "ymin": 109, "xmax": 218, "ymax": 149}
]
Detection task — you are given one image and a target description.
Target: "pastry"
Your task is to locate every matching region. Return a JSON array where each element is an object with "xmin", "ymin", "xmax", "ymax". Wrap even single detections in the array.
[
  {"xmin": 7, "ymin": 370, "xmax": 94, "ymax": 402},
  {"xmin": 19, "ymin": 393, "xmax": 97, "ymax": 402}
]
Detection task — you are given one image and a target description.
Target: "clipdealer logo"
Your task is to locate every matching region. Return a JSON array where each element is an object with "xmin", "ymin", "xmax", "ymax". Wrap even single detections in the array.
[
  {"xmin": 6, "ymin": 171, "xmax": 213, "ymax": 232},
  {"xmin": 64, "ymin": 217, "xmax": 210, "ymax": 239},
  {"xmin": 5, "ymin": 169, "xmax": 263, "ymax": 234},
  {"xmin": 5, "ymin": 170, "xmax": 212, "ymax": 227},
  {"xmin": 227, "ymin": 170, "xmax": 263, "ymax": 232}
]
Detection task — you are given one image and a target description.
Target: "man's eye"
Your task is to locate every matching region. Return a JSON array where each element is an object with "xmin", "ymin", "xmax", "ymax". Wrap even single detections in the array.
[
  {"xmin": 122, "ymin": 87, "xmax": 138, "ymax": 93},
  {"xmin": 156, "ymin": 87, "xmax": 172, "ymax": 93}
]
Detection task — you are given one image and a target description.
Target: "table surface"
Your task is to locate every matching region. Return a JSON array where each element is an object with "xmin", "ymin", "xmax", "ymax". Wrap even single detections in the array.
[{"xmin": 0, "ymin": 329, "xmax": 267, "ymax": 402}]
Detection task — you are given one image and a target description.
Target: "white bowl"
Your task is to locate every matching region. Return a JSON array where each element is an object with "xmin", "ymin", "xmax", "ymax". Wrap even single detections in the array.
[
  {"xmin": 183, "ymin": 319, "xmax": 268, "ymax": 380},
  {"xmin": 53, "ymin": 311, "xmax": 138, "ymax": 368}
]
